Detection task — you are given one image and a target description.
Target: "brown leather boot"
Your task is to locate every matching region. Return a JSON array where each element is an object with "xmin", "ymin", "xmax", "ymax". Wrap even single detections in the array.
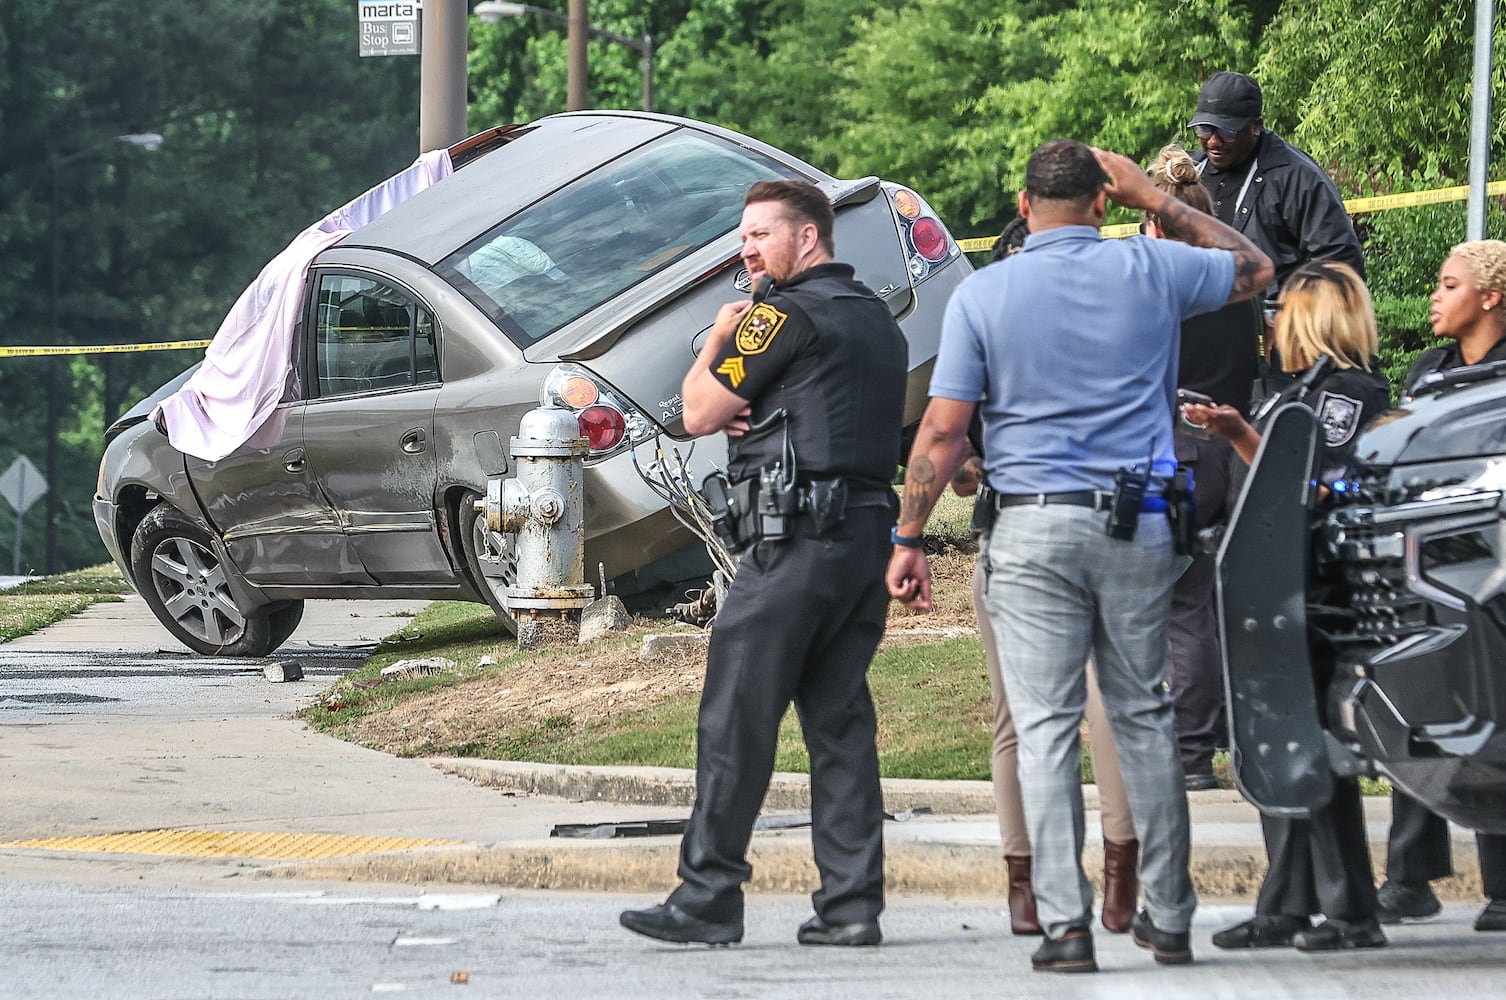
[
  {"xmin": 1005, "ymin": 854, "xmax": 1042, "ymax": 935},
  {"xmin": 1100, "ymin": 838, "xmax": 1140, "ymax": 933}
]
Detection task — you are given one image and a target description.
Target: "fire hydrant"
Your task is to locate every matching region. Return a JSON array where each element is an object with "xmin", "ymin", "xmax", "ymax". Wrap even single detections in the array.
[{"xmin": 479, "ymin": 405, "xmax": 595, "ymax": 648}]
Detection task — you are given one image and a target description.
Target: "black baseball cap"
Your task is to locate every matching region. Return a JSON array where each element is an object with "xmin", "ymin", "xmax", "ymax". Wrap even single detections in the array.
[{"xmin": 1189, "ymin": 72, "xmax": 1262, "ymax": 132}]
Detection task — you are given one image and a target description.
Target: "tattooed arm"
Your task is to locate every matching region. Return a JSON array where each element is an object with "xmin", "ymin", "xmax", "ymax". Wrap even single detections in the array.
[
  {"xmin": 1093, "ymin": 147, "xmax": 1274, "ymax": 304},
  {"xmin": 951, "ymin": 446, "xmax": 984, "ymax": 498},
  {"xmin": 886, "ymin": 397, "xmax": 975, "ymax": 611}
]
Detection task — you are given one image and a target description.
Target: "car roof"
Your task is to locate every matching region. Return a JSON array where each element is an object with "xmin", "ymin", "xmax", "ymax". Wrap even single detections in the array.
[{"xmin": 340, "ymin": 112, "xmax": 825, "ymax": 267}]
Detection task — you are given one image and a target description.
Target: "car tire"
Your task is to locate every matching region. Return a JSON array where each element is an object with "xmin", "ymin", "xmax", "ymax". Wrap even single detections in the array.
[
  {"xmin": 264, "ymin": 600, "xmax": 306, "ymax": 651},
  {"xmin": 459, "ymin": 490, "xmax": 519, "ymax": 636},
  {"xmin": 130, "ymin": 505, "xmax": 294, "ymax": 657}
]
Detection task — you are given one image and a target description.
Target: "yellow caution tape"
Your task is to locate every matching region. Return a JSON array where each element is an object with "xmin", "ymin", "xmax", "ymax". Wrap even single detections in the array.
[
  {"xmin": 7, "ymin": 179, "xmax": 1502, "ymax": 355},
  {"xmin": 0, "ymin": 339, "xmax": 211, "ymax": 358},
  {"xmin": 960, "ymin": 180, "xmax": 1506, "ymax": 254}
]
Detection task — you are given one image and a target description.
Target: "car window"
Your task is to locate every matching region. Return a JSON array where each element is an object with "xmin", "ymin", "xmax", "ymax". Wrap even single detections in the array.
[
  {"xmin": 438, "ymin": 130, "xmax": 804, "ymax": 347},
  {"xmin": 313, "ymin": 274, "xmax": 437, "ymax": 397}
]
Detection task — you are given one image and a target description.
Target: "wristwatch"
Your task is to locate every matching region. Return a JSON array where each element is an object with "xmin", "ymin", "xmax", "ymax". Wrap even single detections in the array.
[{"xmin": 890, "ymin": 526, "xmax": 924, "ymax": 548}]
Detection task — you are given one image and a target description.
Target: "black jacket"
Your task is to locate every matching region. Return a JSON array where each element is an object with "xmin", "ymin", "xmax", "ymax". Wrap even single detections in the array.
[
  {"xmin": 1195, "ymin": 131, "xmax": 1364, "ymax": 296},
  {"xmin": 1403, "ymin": 334, "xmax": 1506, "ymax": 396}
]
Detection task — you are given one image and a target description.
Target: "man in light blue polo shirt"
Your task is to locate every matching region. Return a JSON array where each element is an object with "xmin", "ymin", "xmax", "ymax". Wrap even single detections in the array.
[{"xmin": 887, "ymin": 140, "xmax": 1272, "ymax": 974}]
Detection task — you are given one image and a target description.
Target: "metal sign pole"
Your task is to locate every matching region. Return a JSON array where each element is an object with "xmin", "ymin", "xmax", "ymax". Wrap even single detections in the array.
[
  {"xmin": 12, "ymin": 462, "xmax": 26, "ymax": 576},
  {"xmin": 1467, "ymin": 0, "xmax": 1495, "ymax": 240}
]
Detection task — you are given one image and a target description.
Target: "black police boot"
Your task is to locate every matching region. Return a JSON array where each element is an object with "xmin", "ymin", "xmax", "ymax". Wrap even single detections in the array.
[
  {"xmin": 1030, "ymin": 927, "xmax": 1096, "ymax": 973},
  {"xmin": 796, "ymin": 915, "xmax": 882, "ymax": 946},
  {"xmin": 1291, "ymin": 918, "xmax": 1387, "ymax": 951},
  {"xmin": 1131, "ymin": 908, "xmax": 1193, "ymax": 965},
  {"xmin": 1211, "ymin": 913, "xmax": 1307, "ymax": 949},
  {"xmin": 1375, "ymin": 879, "xmax": 1441, "ymax": 923},
  {"xmin": 619, "ymin": 902, "xmax": 743, "ymax": 946}
]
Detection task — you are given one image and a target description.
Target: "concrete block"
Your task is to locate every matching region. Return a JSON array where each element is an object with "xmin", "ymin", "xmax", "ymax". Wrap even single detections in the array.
[
  {"xmin": 577, "ymin": 596, "xmax": 631, "ymax": 644},
  {"xmin": 263, "ymin": 661, "xmax": 304, "ymax": 683},
  {"xmin": 380, "ymin": 657, "xmax": 457, "ymax": 682},
  {"xmin": 639, "ymin": 632, "xmax": 710, "ymax": 660}
]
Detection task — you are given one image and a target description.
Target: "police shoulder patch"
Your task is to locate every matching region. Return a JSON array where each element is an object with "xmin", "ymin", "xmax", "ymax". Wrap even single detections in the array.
[
  {"xmin": 1316, "ymin": 391, "xmax": 1363, "ymax": 447},
  {"xmin": 735, "ymin": 303, "xmax": 787, "ymax": 355}
]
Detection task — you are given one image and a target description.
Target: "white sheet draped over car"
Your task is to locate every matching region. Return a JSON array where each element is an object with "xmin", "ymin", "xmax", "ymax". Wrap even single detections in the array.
[{"xmin": 154, "ymin": 149, "xmax": 454, "ymax": 461}]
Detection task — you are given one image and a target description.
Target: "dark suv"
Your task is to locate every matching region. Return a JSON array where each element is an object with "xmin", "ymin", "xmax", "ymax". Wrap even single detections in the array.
[{"xmin": 1219, "ymin": 363, "xmax": 1506, "ymax": 834}]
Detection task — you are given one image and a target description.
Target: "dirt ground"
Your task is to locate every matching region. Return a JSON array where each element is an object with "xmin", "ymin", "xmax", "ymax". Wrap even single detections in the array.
[{"xmin": 340, "ymin": 547, "xmax": 982, "ymax": 757}]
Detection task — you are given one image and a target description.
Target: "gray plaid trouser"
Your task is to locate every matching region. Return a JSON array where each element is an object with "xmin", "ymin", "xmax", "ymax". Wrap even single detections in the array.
[{"xmin": 982, "ymin": 504, "xmax": 1196, "ymax": 938}]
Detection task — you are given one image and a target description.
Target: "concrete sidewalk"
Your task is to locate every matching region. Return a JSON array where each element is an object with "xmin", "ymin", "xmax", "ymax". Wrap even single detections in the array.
[{"xmin": 0, "ymin": 595, "xmax": 1487, "ymax": 901}]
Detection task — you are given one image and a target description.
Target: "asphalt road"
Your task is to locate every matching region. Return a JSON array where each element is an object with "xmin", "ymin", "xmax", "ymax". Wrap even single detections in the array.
[
  {"xmin": 3, "ymin": 596, "xmax": 1504, "ymax": 996},
  {"xmin": 5, "ymin": 882, "xmax": 1505, "ymax": 1000}
]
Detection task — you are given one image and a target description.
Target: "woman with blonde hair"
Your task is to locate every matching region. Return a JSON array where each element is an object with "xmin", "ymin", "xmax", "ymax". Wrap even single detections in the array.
[
  {"xmin": 1405, "ymin": 238, "xmax": 1506, "ymax": 390},
  {"xmin": 1183, "ymin": 260, "xmax": 1390, "ymax": 952},
  {"xmin": 1378, "ymin": 239, "xmax": 1506, "ymax": 934}
]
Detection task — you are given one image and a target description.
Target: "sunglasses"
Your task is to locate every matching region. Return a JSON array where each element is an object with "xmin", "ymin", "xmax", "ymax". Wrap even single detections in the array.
[
  {"xmin": 1263, "ymin": 302, "xmax": 1282, "ymax": 326},
  {"xmin": 1192, "ymin": 124, "xmax": 1243, "ymax": 142}
]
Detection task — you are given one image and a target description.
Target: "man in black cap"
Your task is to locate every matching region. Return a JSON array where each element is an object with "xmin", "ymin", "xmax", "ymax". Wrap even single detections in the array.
[
  {"xmin": 1175, "ymin": 70, "xmax": 1367, "ymax": 794},
  {"xmin": 1189, "ymin": 71, "xmax": 1364, "ymax": 298}
]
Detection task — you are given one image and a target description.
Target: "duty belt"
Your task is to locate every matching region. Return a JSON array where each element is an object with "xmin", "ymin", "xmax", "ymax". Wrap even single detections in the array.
[{"xmin": 993, "ymin": 490, "xmax": 1168, "ymax": 513}]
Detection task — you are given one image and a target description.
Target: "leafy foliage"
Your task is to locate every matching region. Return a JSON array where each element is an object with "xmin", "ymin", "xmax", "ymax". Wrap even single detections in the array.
[{"xmin": 3, "ymin": 1, "xmax": 1503, "ymax": 573}]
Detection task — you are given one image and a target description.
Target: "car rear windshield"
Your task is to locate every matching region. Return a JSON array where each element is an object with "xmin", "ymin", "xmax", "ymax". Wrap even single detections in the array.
[{"xmin": 437, "ymin": 129, "xmax": 805, "ymax": 347}]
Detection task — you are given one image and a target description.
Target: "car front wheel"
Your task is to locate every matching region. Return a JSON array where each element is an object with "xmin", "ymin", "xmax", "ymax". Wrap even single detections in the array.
[
  {"xmin": 459, "ymin": 490, "xmax": 519, "ymax": 636},
  {"xmin": 130, "ymin": 505, "xmax": 302, "ymax": 657}
]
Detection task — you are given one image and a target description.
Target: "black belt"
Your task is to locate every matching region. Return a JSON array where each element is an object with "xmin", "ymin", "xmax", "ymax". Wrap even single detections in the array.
[{"xmin": 993, "ymin": 490, "xmax": 1114, "ymax": 512}]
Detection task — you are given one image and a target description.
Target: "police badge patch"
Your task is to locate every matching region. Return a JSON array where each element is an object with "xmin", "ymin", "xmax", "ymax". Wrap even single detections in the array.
[
  {"xmin": 735, "ymin": 303, "xmax": 786, "ymax": 355},
  {"xmin": 1316, "ymin": 391, "xmax": 1363, "ymax": 447}
]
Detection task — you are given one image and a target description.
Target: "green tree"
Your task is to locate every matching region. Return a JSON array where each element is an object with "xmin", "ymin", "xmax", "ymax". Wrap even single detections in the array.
[
  {"xmin": 0, "ymin": 0, "xmax": 423, "ymax": 572},
  {"xmin": 1255, "ymin": 0, "xmax": 1493, "ymax": 181},
  {"xmin": 827, "ymin": 0, "xmax": 1057, "ymax": 234},
  {"xmin": 958, "ymin": 0, "xmax": 1252, "ymax": 225}
]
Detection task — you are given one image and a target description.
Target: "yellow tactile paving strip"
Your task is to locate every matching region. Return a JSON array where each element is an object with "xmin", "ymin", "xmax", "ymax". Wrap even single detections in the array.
[{"xmin": 0, "ymin": 830, "xmax": 458, "ymax": 860}]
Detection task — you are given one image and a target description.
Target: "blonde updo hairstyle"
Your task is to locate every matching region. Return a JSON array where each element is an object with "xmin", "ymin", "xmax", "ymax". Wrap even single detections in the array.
[
  {"xmin": 1274, "ymin": 261, "xmax": 1377, "ymax": 373},
  {"xmin": 1449, "ymin": 239, "xmax": 1506, "ymax": 300},
  {"xmin": 1144, "ymin": 143, "xmax": 1213, "ymax": 231}
]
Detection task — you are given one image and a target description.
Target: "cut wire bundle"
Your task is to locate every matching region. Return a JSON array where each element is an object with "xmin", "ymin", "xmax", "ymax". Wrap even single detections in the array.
[{"xmin": 631, "ymin": 437, "xmax": 738, "ymax": 584}]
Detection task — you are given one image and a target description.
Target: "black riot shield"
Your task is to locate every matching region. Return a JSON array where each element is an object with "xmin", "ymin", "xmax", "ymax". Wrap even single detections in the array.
[{"xmin": 1215, "ymin": 402, "xmax": 1334, "ymax": 818}]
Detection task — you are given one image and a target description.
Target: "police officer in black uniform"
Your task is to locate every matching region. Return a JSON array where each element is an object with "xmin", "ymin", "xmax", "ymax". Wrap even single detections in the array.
[
  {"xmin": 1185, "ymin": 261, "xmax": 1390, "ymax": 952},
  {"xmin": 619, "ymin": 180, "xmax": 907, "ymax": 948}
]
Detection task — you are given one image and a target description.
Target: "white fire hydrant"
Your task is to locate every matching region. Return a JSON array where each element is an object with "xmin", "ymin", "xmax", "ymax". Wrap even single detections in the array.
[{"xmin": 479, "ymin": 405, "xmax": 595, "ymax": 648}]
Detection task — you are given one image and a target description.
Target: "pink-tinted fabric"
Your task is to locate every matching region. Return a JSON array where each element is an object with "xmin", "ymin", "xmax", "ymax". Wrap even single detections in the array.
[{"xmin": 155, "ymin": 149, "xmax": 454, "ymax": 461}]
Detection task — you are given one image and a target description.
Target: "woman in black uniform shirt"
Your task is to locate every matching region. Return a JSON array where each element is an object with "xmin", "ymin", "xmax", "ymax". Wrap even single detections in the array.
[
  {"xmin": 1184, "ymin": 261, "xmax": 1390, "ymax": 952},
  {"xmin": 1377, "ymin": 239, "xmax": 1506, "ymax": 933}
]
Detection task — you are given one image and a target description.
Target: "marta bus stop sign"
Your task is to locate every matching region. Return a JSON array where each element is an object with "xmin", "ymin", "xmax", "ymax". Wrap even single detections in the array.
[
  {"xmin": 0, "ymin": 455, "xmax": 46, "ymax": 515},
  {"xmin": 358, "ymin": 0, "xmax": 420, "ymax": 57}
]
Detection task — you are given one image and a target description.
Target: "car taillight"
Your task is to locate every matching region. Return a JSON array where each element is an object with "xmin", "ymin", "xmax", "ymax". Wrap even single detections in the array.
[
  {"xmin": 910, "ymin": 217, "xmax": 948, "ymax": 262},
  {"xmin": 557, "ymin": 375, "xmax": 599, "ymax": 408},
  {"xmin": 541, "ymin": 363, "xmax": 658, "ymax": 460},
  {"xmin": 578, "ymin": 404, "xmax": 627, "ymax": 452},
  {"xmin": 886, "ymin": 185, "xmax": 958, "ymax": 284}
]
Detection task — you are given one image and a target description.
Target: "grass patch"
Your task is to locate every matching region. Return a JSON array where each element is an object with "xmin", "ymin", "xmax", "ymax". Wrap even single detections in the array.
[{"xmin": 0, "ymin": 564, "xmax": 131, "ymax": 642}]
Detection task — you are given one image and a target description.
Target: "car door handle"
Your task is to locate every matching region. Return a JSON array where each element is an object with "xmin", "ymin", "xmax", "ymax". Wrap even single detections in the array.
[
  {"xmin": 401, "ymin": 428, "xmax": 427, "ymax": 454},
  {"xmin": 283, "ymin": 448, "xmax": 306, "ymax": 474}
]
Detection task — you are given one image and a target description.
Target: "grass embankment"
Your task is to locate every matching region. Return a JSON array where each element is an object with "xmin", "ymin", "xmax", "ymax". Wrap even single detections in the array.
[
  {"xmin": 301, "ymin": 491, "xmax": 1155, "ymax": 785},
  {"xmin": 304, "ymin": 598, "xmax": 999, "ymax": 780},
  {"xmin": 0, "ymin": 565, "xmax": 132, "ymax": 642}
]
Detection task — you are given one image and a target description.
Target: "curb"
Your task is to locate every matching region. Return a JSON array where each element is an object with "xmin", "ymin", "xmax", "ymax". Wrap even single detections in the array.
[
  {"xmin": 260, "ymin": 760, "xmax": 1491, "ymax": 902},
  {"xmin": 428, "ymin": 757, "xmax": 1108, "ymax": 815},
  {"xmin": 265, "ymin": 837, "xmax": 1277, "ymax": 899}
]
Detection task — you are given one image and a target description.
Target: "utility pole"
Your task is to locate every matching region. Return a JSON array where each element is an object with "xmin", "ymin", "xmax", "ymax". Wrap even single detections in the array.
[
  {"xmin": 1466, "ymin": 0, "xmax": 1495, "ymax": 240},
  {"xmin": 419, "ymin": 0, "xmax": 468, "ymax": 152},
  {"xmin": 567, "ymin": 0, "xmax": 588, "ymax": 111}
]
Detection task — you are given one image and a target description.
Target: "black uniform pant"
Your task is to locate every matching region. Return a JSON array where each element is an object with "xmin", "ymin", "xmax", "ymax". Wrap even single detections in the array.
[
  {"xmin": 1166, "ymin": 432, "xmax": 1232, "ymax": 774},
  {"xmin": 1388, "ymin": 790, "xmax": 1506, "ymax": 900},
  {"xmin": 668, "ymin": 505, "xmax": 890, "ymax": 925},
  {"xmin": 1254, "ymin": 777, "xmax": 1379, "ymax": 922}
]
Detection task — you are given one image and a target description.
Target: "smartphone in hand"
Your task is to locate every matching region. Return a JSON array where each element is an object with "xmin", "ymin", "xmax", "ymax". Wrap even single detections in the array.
[{"xmin": 1176, "ymin": 388, "xmax": 1215, "ymax": 438}]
